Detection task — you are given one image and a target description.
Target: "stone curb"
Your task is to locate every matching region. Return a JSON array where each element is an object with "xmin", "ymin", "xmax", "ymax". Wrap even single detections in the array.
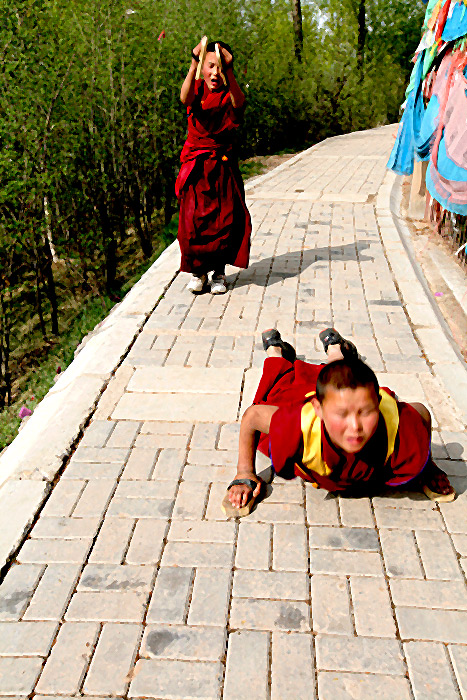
[
  {"xmin": 0, "ymin": 240, "xmax": 180, "ymax": 571},
  {"xmin": 378, "ymin": 169, "xmax": 467, "ymax": 425}
]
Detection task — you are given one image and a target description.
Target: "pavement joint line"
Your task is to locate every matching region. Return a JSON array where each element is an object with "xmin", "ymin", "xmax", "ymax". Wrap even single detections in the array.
[
  {"xmin": 368, "ymin": 494, "xmax": 414, "ymax": 693},
  {"xmin": 218, "ymin": 523, "xmax": 238, "ymax": 697},
  {"xmin": 412, "ymin": 530, "xmax": 428, "ymax": 580},
  {"xmin": 236, "ymin": 372, "xmax": 247, "ymax": 423},
  {"xmin": 78, "ymin": 621, "xmax": 104, "ymax": 696},
  {"xmin": 146, "ymin": 447, "xmax": 161, "ymax": 482},
  {"xmin": 354, "ymin": 204, "xmax": 387, "ymax": 372},
  {"xmin": 446, "ymin": 643, "xmax": 464, "ymax": 697},
  {"xmin": 346, "ymin": 574, "xmax": 357, "ymax": 637},
  {"xmin": 437, "ymin": 502, "xmax": 467, "ymax": 587},
  {"xmin": 304, "ymin": 489, "xmax": 319, "ymax": 700}
]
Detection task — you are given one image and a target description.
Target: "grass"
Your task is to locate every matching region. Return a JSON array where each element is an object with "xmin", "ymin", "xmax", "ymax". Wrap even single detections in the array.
[
  {"xmin": 0, "ymin": 295, "xmax": 116, "ymax": 451},
  {"xmin": 0, "ymin": 151, "xmax": 289, "ymax": 453},
  {"xmin": 0, "ymin": 218, "xmax": 178, "ymax": 453},
  {"xmin": 239, "ymin": 158, "xmax": 268, "ymax": 180}
]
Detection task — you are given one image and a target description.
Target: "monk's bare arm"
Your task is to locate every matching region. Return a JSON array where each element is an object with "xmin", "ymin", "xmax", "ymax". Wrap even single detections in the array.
[
  {"xmin": 228, "ymin": 404, "xmax": 279, "ymax": 508},
  {"xmin": 180, "ymin": 42, "xmax": 202, "ymax": 105},
  {"xmin": 180, "ymin": 62, "xmax": 197, "ymax": 105},
  {"xmin": 219, "ymin": 46, "xmax": 245, "ymax": 109},
  {"xmin": 225, "ymin": 67, "xmax": 245, "ymax": 109}
]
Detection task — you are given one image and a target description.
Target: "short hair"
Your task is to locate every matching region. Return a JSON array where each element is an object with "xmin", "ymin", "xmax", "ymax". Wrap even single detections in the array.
[
  {"xmin": 315, "ymin": 359, "xmax": 379, "ymax": 403},
  {"xmin": 206, "ymin": 41, "xmax": 233, "ymax": 58}
]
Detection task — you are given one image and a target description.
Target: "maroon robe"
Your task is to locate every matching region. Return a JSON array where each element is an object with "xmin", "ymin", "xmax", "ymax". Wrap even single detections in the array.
[
  {"xmin": 175, "ymin": 80, "xmax": 251, "ymax": 274},
  {"xmin": 253, "ymin": 357, "xmax": 431, "ymax": 492}
]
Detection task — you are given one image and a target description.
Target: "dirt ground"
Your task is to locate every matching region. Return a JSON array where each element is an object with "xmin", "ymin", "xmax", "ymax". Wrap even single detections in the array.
[{"xmin": 243, "ymin": 152, "xmax": 296, "ymax": 178}]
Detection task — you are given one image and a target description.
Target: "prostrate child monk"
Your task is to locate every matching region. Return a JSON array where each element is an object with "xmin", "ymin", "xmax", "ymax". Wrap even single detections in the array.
[
  {"xmin": 176, "ymin": 39, "xmax": 251, "ymax": 295},
  {"xmin": 223, "ymin": 328, "xmax": 456, "ymax": 516}
]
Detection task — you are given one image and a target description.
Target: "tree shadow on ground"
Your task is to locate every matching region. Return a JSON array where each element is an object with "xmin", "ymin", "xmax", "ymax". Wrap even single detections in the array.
[{"xmin": 228, "ymin": 240, "xmax": 372, "ymax": 289}]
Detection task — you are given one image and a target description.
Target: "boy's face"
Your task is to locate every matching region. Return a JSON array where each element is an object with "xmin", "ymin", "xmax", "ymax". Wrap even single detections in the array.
[
  {"xmin": 203, "ymin": 52, "xmax": 222, "ymax": 91},
  {"xmin": 312, "ymin": 385, "xmax": 380, "ymax": 454}
]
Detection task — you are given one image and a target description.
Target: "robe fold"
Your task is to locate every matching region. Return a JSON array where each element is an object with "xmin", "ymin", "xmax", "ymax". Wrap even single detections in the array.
[
  {"xmin": 175, "ymin": 80, "xmax": 251, "ymax": 274},
  {"xmin": 253, "ymin": 357, "xmax": 431, "ymax": 492}
]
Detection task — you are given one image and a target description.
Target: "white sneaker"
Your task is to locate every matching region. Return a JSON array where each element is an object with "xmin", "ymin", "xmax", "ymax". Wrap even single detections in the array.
[
  {"xmin": 210, "ymin": 275, "xmax": 227, "ymax": 294},
  {"xmin": 187, "ymin": 274, "xmax": 207, "ymax": 294}
]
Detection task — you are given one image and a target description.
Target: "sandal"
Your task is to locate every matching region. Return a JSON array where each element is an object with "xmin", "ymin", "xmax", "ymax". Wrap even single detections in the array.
[
  {"xmin": 261, "ymin": 329, "xmax": 296, "ymax": 363},
  {"xmin": 221, "ymin": 477, "xmax": 263, "ymax": 518},
  {"xmin": 319, "ymin": 327, "xmax": 358, "ymax": 360},
  {"xmin": 422, "ymin": 462, "xmax": 456, "ymax": 502}
]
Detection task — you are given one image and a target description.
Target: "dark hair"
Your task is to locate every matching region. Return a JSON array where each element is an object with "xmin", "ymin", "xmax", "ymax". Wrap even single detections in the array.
[
  {"xmin": 206, "ymin": 41, "xmax": 233, "ymax": 58},
  {"xmin": 315, "ymin": 359, "xmax": 379, "ymax": 403}
]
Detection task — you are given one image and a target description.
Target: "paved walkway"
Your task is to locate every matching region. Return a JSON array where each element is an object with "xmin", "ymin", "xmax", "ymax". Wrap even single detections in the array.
[{"xmin": 1, "ymin": 125, "xmax": 467, "ymax": 700}]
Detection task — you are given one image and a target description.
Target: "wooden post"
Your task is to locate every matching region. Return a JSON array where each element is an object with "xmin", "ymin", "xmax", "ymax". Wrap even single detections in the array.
[{"xmin": 408, "ymin": 160, "xmax": 428, "ymax": 220}]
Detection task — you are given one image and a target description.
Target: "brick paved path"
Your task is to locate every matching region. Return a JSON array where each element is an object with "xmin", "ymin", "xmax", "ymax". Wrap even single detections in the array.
[{"xmin": 1, "ymin": 125, "xmax": 467, "ymax": 699}]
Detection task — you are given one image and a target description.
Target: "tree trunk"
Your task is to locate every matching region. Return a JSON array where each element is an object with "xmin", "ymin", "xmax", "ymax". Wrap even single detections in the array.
[
  {"xmin": 0, "ymin": 284, "xmax": 12, "ymax": 409},
  {"xmin": 356, "ymin": 0, "xmax": 366, "ymax": 73},
  {"xmin": 291, "ymin": 0, "xmax": 303, "ymax": 63},
  {"xmin": 130, "ymin": 180, "xmax": 153, "ymax": 257},
  {"xmin": 35, "ymin": 258, "xmax": 47, "ymax": 339},
  {"xmin": 44, "ymin": 196, "xmax": 59, "ymax": 262},
  {"xmin": 99, "ymin": 202, "xmax": 117, "ymax": 293},
  {"xmin": 42, "ymin": 241, "xmax": 59, "ymax": 335},
  {"xmin": 105, "ymin": 235, "xmax": 117, "ymax": 293},
  {"xmin": 134, "ymin": 209, "xmax": 153, "ymax": 257}
]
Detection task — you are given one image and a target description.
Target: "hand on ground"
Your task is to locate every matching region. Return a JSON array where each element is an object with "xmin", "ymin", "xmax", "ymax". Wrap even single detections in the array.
[{"xmin": 228, "ymin": 478, "xmax": 262, "ymax": 508}]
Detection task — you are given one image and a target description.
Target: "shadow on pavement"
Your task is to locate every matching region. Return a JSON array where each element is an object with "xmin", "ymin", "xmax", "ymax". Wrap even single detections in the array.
[{"xmin": 228, "ymin": 241, "xmax": 372, "ymax": 288}]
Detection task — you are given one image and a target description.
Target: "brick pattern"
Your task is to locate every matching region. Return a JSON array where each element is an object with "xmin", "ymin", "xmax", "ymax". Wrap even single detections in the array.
[{"xmin": 2, "ymin": 126, "xmax": 467, "ymax": 700}]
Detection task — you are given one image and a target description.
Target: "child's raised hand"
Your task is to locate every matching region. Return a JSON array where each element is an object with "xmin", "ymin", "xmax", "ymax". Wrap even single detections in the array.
[
  {"xmin": 219, "ymin": 45, "xmax": 233, "ymax": 69},
  {"xmin": 192, "ymin": 41, "xmax": 203, "ymax": 60}
]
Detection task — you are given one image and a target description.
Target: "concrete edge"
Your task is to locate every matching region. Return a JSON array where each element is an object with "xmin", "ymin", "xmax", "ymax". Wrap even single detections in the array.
[
  {"xmin": 380, "ymin": 169, "xmax": 467, "ymax": 423},
  {"xmin": 0, "ymin": 239, "xmax": 180, "ymax": 571}
]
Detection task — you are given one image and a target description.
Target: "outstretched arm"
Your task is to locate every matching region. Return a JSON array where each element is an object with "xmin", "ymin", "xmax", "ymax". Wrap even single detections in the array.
[
  {"xmin": 228, "ymin": 404, "xmax": 279, "ymax": 508},
  {"xmin": 180, "ymin": 42, "xmax": 203, "ymax": 105}
]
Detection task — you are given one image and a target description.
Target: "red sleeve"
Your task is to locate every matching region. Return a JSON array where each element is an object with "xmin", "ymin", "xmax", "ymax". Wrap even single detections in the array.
[
  {"xmin": 266, "ymin": 403, "xmax": 303, "ymax": 478},
  {"xmin": 385, "ymin": 401, "xmax": 431, "ymax": 486}
]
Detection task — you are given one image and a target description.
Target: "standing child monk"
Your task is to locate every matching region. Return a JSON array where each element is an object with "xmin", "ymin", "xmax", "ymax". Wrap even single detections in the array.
[
  {"xmin": 223, "ymin": 328, "xmax": 456, "ymax": 516},
  {"xmin": 176, "ymin": 39, "xmax": 251, "ymax": 295}
]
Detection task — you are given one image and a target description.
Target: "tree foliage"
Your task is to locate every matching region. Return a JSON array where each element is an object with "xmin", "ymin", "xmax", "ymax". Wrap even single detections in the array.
[
  {"xmin": 0, "ymin": 0, "xmax": 424, "ymax": 415},
  {"xmin": 310, "ymin": 0, "xmax": 426, "ymax": 130}
]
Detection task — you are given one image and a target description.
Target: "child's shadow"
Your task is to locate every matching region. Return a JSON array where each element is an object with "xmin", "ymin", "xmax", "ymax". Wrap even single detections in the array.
[
  {"xmin": 229, "ymin": 241, "xmax": 372, "ymax": 289},
  {"xmin": 255, "ymin": 444, "xmax": 467, "ymax": 509}
]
